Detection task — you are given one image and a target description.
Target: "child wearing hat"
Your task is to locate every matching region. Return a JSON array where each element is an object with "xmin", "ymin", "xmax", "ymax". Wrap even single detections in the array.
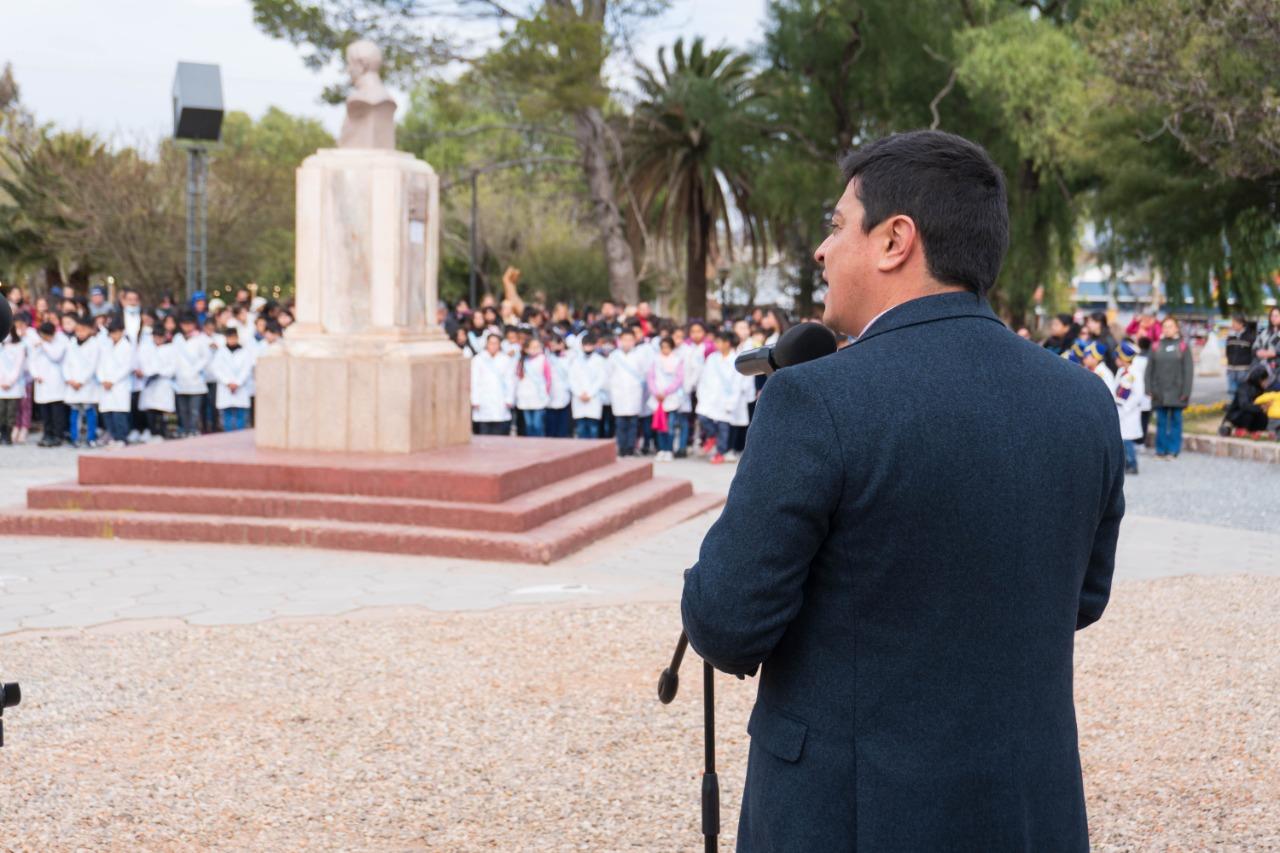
[
  {"xmin": 1114, "ymin": 341, "xmax": 1145, "ymax": 474},
  {"xmin": 1079, "ymin": 341, "xmax": 1116, "ymax": 394}
]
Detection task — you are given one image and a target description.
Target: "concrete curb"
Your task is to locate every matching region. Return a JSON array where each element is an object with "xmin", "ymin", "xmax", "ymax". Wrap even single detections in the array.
[{"xmin": 1182, "ymin": 432, "xmax": 1280, "ymax": 464}]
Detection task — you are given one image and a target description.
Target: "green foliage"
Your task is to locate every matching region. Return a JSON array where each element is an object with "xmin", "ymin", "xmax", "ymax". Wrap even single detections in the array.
[
  {"xmin": 1082, "ymin": 0, "xmax": 1279, "ymax": 181},
  {"xmin": 398, "ymin": 74, "xmax": 603, "ymax": 305},
  {"xmin": 628, "ymin": 37, "xmax": 766, "ymax": 318},
  {"xmin": 0, "ymin": 108, "xmax": 333, "ymax": 299}
]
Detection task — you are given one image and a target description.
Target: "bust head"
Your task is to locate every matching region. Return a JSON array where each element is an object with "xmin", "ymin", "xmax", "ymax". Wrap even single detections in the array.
[{"xmin": 346, "ymin": 40, "xmax": 383, "ymax": 83}]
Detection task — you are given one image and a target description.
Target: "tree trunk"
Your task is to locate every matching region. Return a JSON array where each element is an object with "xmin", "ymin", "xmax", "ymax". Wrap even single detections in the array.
[
  {"xmin": 686, "ymin": 183, "xmax": 712, "ymax": 322},
  {"xmin": 571, "ymin": 105, "xmax": 638, "ymax": 307}
]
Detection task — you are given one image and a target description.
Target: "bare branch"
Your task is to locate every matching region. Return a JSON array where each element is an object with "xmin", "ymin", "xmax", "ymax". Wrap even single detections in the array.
[{"xmin": 929, "ymin": 68, "xmax": 958, "ymax": 130}]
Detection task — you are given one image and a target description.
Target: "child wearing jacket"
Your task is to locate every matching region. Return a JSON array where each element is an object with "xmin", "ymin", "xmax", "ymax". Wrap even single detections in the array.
[
  {"xmin": 139, "ymin": 326, "xmax": 177, "ymax": 440},
  {"xmin": 0, "ymin": 323, "xmax": 27, "ymax": 445},
  {"xmin": 63, "ymin": 315, "xmax": 101, "ymax": 447},
  {"xmin": 1114, "ymin": 341, "xmax": 1145, "ymax": 474},
  {"xmin": 30, "ymin": 321, "xmax": 67, "ymax": 447},
  {"xmin": 514, "ymin": 337, "xmax": 552, "ymax": 438},
  {"xmin": 96, "ymin": 318, "xmax": 135, "ymax": 446},
  {"xmin": 212, "ymin": 327, "xmax": 255, "ymax": 432}
]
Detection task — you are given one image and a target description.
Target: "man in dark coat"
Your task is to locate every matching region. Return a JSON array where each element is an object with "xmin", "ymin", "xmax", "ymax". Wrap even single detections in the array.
[{"xmin": 681, "ymin": 130, "xmax": 1125, "ymax": 852}]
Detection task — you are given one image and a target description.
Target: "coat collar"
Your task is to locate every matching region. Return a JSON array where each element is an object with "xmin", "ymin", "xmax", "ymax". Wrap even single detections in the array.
[{"xmin": 853, "ymin": 291, "xmax": 1004, "ymax": 345}]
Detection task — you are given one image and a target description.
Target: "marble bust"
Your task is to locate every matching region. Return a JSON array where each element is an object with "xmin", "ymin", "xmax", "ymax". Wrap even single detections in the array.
[{"xmin": 338, "ymin": 40, "xmax": 397, "ymax": 149}]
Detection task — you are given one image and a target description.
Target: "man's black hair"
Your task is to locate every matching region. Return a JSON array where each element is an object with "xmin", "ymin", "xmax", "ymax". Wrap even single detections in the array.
[
  {"xmin": 106, "ymin": 317, "xmax": 125, "ymax": 334},
  {"xmin": 265, "ymin": 321, "xmax": 283, "ymax": 336},
  {"xmin": 178, "ymin": 312, "xmax": 197, "ymax": 326},
  {"xmin": 582, "ymin": 333, "xmax": 599, "ymax": 346},
  {"xmin": 840, "ymin": 130, "xmax": 1009, "ymax": 297},
  {"xmin": 38, "ymin": 321, "xmax": 56, "ymax": 336}
]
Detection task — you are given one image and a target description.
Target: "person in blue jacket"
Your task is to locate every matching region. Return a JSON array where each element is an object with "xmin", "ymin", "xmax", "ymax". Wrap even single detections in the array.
[{"xmin": 681, "ymin": 130, "xmax": 1124, "ymax": 853}]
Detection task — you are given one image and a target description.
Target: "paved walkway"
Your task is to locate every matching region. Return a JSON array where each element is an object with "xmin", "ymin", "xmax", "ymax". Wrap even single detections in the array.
[{"xmin": 0, "ymin": 440, "xmax": 1274, "ymax": 635}]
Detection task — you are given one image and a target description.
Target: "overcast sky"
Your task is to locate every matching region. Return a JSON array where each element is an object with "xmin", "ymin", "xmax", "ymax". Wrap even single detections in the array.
[{"xmin": 1, "ymin": 0, "xmax": 768, "ymax": 141}]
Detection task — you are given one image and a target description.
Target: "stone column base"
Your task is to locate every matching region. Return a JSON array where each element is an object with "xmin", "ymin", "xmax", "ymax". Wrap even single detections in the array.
[{"xmin": 254, "ymin": 336, "xmax": 471, "ymax": 454}]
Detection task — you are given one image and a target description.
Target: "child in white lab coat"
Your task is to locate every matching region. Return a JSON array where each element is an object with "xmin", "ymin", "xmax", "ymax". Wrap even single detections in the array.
[
  {"xmin": 607, "ymin": 328, "xmax": 647, "ymax": 457},
  {"xmin": 695, "ymin": 331, "xmax": 746, "ymax": 465},
  {"xmin": 568, "ymin": 333, "xmax": 607, "ymax": 439},
  {"xmin": 31, "ymin": 321, "xmax": 68, "ymax": 447},
  {"xmin": 97, "ymin": 318, "xmax": 135, "ymax": 446},
  {"xmin": 212, "ymin": 327, "xmax": 255, "ymax": 431},
  {"xmin": 0, "ymin": 323, "xmax": 27, "ymax": 445},
  {"xmin": 470, "ymin": 333, "xmax": 515, "ymax": 436},
  {"xmin": 514, "ymin": 337, "xmax": 552, "ymax": 438},
  {"xmin": 62, "ymin": 315, "xmax": 101, "ymax": 447},
  {"xmin": 139, "ymin": 326, "xmax": 177, "ymax": 441},
  {"xmin": 173, "ymin": 314, "xmax": 211, "ymax": 438}
]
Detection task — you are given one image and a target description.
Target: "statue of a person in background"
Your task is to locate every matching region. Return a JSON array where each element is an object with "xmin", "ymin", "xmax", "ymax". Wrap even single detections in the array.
[{"xmin": 338, "ymin": 40, "xmax": 396, "ymax": 149}]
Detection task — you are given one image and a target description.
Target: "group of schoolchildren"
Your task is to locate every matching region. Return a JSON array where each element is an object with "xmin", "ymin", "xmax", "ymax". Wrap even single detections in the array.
[
  {"xmin": 461, "ymin": 306, "xmax": 790, "ymax": 465},
  {"xmin": 0, "ymin": 288, "xmax": 281, "ymax": 448},
  {"xmin": 1047, "ymin": 307, "xmax": 1280, "ymax": 473}
]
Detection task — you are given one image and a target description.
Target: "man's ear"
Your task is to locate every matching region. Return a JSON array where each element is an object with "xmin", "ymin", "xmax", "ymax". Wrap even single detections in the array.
[{"xmin": 877, "ymin": 214, "xmax": 918, "ymax": 273}]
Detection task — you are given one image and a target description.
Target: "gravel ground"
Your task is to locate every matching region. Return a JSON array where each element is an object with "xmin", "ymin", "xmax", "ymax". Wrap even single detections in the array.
[
  {"xmin": 1122, "ymin": 450, "xmax": 1279, "ymax": 534},
  {"xmin": 2, "ymin": 575, "xmax": 1277, "ymax": 851}
]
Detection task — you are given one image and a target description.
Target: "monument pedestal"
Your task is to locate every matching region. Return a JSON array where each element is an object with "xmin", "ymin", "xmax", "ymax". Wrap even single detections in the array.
[{"xmin": 255, "ymin": 147, "xmax": 470, "ymax": 454}]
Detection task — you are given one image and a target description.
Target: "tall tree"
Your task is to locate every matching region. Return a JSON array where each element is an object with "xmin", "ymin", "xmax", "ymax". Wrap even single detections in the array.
[
  {"xmin": 628, "ymin": 37, "xmax": 765, "ymax": 320},
  {"xmin": 249, "ymin": 0, "xmax": 672, "ymax": 306}
]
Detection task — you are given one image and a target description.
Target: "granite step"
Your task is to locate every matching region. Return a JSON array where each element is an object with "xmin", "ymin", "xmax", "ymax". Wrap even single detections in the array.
[
  {"xmin": 29, "ymin": 458, "xmax": 654, "ymax": 533},
  {"xmin": 0, "ymin": 476, "xmax": 708, "ymax": 564},
  {"xmin": 76, "ymin": 431, "xmax": 619, "ymax": 503}
]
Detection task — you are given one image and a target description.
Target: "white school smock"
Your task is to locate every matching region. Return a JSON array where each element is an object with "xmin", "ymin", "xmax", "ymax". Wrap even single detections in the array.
[
  {"xmin": 680, "ymin": 341, "xmax": 706, "ymax": 413},
  {"xmin": 695, "ymin": 351, "xmax": 744, "ymax": 423},
  {"xmin": 470, "ymin": 351, "xmax": 515, "ymax": 422},
  {"xmin": 139, "ymin": 342, "xmax": 177, "ymax": 413},
  {"xmin": 1130, "ymin": 354, "xmax": 1153, "ymax": 412},
  {"xmin": 548, "ymin": 352, "xmax": 572, "ymax": 409},
  {"xmin": 62, "ymin": 336, "xmax": 101, "ymax": 405},
  {"xmin": 173, "ymin": 332, "xmax": 212, "ymax": 395},
  {"xmin": 0, "ymin": 340, "xmax": 27, "ymax": 400},
  {"xmin": 1115, "ymin": 364, "xmax": 1145, "ymax": 442},
  {"xmin": 212, "ymin": 344, "xmax": 255, "ymax": 409},
  {"xmin": 1091, "ymin": 362, "xmax": 1117, "ymax": 396},
  {"xmin": 515, "ymin": 354, "xmax": 552, "ymax": 411},
  {"xmin": 30, "ymin": 335, "xmax": 67, "ymax": 404},
  {"xmin": 607, "ymin": 348, "xmax": 647, "ymax": 417},
  {"xmin": 568, "ymin": 351, "xmax": 607, "ymax": 420},
  {"xmin": 647, "ymin": 353, "xmax": 686, "ymax": 413},
  {"xmin": 96, "ymin": 337, "xmax": 135, "ymax": 413}
]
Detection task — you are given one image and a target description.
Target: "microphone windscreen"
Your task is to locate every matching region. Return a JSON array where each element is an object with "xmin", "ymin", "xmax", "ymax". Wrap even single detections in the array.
[
  {"xmin": 0, "ymin": 297, "xmax": 11, "ymax": 342},
  {"xmin": 773, "ymin": 322, "xmax": 837, "ymax": 368}
]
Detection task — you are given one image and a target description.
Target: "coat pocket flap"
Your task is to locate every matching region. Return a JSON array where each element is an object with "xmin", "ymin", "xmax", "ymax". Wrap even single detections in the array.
[{"xmin": 747, "ymin": 704, "xmax": 808, "ymax": 763}]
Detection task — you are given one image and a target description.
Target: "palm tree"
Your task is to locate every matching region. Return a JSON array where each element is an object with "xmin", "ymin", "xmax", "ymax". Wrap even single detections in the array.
[{"xmin": 629, "ymin": 38, "xmax": 766, "ymax": 321}]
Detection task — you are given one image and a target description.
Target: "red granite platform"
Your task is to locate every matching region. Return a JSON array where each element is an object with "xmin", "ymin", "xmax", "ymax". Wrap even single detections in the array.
[{"xmin": 0, "ymin": 431, "xmax": 724, "ymax": 563}]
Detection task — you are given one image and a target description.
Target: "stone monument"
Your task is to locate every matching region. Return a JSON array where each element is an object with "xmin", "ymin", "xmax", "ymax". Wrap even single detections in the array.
[{"xmin": 256, "ymin": 40, "xmax": 470, "ymax": 454}]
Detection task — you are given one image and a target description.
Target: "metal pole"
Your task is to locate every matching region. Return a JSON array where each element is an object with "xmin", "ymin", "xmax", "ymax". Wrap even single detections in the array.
[
  {"xmin": 198, "ymin": 148, "xmax": 208, "ymax": 296},
  {"xmin": 469, "ymin": 170, "xmax": 479, "ymax": 309},
  {"xmin": 185, "ymin": 147, "xmax": 197, "ymax": 299}
]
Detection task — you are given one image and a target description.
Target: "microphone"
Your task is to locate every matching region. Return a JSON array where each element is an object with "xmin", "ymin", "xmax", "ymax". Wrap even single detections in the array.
[
  {"xmin": 0, "ymin": 297, "xmax": 11, "ymax": 341},
  {"xmin": 735, "ymin": 321, "xmax": 837, "ymax": 376}
]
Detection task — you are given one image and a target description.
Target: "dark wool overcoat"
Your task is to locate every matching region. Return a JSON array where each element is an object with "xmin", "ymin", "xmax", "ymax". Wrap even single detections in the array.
[{"xmin": 682, "ymin": 291, "xmax": 1125, "ymax": 853}]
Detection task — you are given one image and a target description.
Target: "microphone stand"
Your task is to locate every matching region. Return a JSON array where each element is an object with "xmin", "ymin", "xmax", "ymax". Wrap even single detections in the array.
[{"xmin": 658, "ymin": 632, "xmax": 719, "ymax": 852}]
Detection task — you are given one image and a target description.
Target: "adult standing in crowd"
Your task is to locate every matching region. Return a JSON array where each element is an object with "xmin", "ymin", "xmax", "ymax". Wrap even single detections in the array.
[
  {"xmin": 1224, "ymin": 315, "xmax": 1255, "ymax": 395},
  {"xmin": 1145, "ymin": 316, "xmax": 1195, "ymax": 459},
  {"xmin": 1042, "ymin": 313, "xmax": 1078, "ymax": 356},
  {"xmin": 1253, "ymin": 307, "xmax": 1280, "ymax": 389}
]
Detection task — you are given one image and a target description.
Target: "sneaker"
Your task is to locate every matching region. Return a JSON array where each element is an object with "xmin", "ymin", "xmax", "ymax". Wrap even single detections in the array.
[
  {"xmin": 701, "ymin": 437, "xmax": 717, "ymax": 454},
  {"xmin": 709, "ymin": 453, "xmax": 725, "ymax": 465},
  {"xmin": 147, "ymin": 433, "xmax": 165, "ymax": 444},
  {"xmin": 724, "ymin": 451, "xmax": 739, "ymax": 463},
  {"xmin": 673, "ymin": 448, "xmax": 688, "ymax": 459},
  {"xmin": 127, "ymin": 429, "xmax": 141, "ymax": 444},
  {"xmin": 110, "ymin": 440, "xmax": 127, "ymax": 449}
]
